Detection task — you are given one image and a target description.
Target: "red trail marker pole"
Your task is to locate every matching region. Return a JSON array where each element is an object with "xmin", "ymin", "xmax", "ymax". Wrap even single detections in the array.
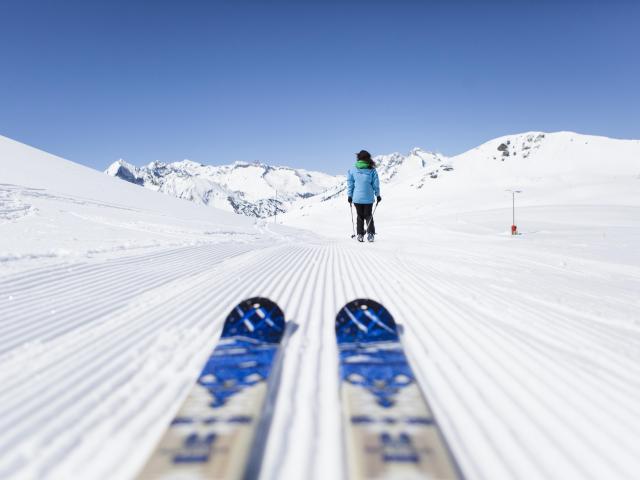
[{"xmin": 506, "ymin": 190, "xmax": 522, "ymax": 235}]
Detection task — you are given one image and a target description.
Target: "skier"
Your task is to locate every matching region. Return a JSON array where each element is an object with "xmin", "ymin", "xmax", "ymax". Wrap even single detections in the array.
[{"xmin": 347, "ymin": 150, "xmax": 381, "ymax": 242}]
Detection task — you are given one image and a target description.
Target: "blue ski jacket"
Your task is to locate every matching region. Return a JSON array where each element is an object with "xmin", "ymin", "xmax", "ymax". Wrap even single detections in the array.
[{"xmin": 347, "ymin": 166, "xmax": 380, "ymax": 204}]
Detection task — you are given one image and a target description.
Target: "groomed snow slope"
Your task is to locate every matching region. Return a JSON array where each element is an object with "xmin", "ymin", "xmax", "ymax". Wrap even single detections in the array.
[{"xmin": 2, "ymin": 135, "xmax": 640, "ymax": 480}]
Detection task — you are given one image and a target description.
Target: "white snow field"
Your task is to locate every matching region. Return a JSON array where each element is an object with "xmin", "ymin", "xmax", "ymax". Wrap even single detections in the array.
[{"xmin": 1, "ymin": 133, "xmax": 640, "ymax": 480}]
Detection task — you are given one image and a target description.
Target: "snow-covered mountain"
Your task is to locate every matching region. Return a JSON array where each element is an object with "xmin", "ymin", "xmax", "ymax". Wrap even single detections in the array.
[
  {"xmin": 105, "ymin": 132, "xmax": 640, "ymax": 222},
  {"xmin": 106, "ymin": 159, "xmax": 342, "ymax": 218},
  {"xmin": 103, "ymin": 147, "xmax": 455, "ymax": 216},
  {"xmin": 374, "ymin": 147, "xmax": 449, "ymax": 186}
]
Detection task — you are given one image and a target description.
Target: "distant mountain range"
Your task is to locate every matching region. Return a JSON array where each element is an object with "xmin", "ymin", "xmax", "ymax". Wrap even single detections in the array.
[
  {"xmin": 105, "ymin": 131, "xmax": 640, "ymax": 217},
  {"xmin": 105, "ymin": 159, "xmax": 341, "ymax": 218}
]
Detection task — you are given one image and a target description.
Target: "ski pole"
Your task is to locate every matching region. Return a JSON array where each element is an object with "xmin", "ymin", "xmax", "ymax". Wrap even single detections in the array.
[
  {"xmin": 350, "ymin": 203, "xmax": 356, "ymax": 238},
  {"xmin": 365, "ymin": 201, "xmax": 379, "ymax": 232}
]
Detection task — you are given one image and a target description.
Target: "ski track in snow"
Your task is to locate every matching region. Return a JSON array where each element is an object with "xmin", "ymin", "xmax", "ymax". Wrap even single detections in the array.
[
  {"xmin": 0, "ymin": 185, "xmax": 36, "ymax": 223},
  {"xmin": 1, "ymin": 236, "xmax": 640, "ymax": 480}
]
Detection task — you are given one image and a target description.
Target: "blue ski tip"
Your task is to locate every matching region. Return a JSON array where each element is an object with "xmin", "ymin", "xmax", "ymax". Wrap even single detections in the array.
[
  {"xmin": 335, "ymin": 299, "xmax": 398, "ymax": 344},
  {"xmin": 221, "ymin": 297, "xmax": 285, "ymax": 344}
]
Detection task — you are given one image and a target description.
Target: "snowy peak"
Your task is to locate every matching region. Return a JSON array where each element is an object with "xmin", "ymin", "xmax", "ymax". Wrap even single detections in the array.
[
  {"xmin": 466, "ymin": 131, "xmax": 547, "ymax": 162},
  {"xmin": 453, "ymin": 131, "xmax": 640, "ymax": 178},
  {"xmin": 374, "ymin": 147, "xmax": 449, "ymax": 186},
  {"xmin": 105, "ymin": 159, "xmax": 144, "ymax": 185}
]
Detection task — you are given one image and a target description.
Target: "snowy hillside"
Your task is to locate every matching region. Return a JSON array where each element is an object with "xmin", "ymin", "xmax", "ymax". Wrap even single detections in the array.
[
  {"xmin": 106, "ymin": 158, "xmax": 342, "ymax": 218},
  {"xmin": 0, "ymin": 136, "xmax": 265, "ymax": 273},
  {"xmin": 373, "ymin": 131, "xmax": 640, "ymax": 194},
  {"xmin": 2, "ymin": 133, "xmax": 640, "ymax": 480}
]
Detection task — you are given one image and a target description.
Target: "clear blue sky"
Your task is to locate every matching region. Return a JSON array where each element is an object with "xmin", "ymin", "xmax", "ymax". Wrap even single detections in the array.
[{"xmin": 1, "ymin": 0, "xmax": 638, "ymax": 174}]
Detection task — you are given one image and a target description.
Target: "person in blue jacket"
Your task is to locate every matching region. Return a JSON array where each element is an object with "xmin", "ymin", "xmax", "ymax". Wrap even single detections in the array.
[{"xmin": 347, "ymin": 150, "xmax": 381, "ymax": 242}]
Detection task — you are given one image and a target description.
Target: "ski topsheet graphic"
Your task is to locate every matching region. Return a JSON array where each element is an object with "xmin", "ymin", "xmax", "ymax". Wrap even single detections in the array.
[
  {"xmin": 138, "ymin": 297, "xmax": 286, "ymax": 480},
  {"xmin": 336, "ymin": 299, "xmax": 463, "ymax": 480}
]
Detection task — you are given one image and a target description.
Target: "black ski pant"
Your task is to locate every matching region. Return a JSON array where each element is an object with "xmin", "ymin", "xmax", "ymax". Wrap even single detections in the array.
[{"xmin": 354, "ymin": 203, "xmax": 375, "ymax": 235}]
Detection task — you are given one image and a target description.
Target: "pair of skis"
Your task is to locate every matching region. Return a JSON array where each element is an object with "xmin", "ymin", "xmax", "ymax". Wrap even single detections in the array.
[{"xmin": 137, "ymin": 297, "xmax": 462, "ymax": 480}]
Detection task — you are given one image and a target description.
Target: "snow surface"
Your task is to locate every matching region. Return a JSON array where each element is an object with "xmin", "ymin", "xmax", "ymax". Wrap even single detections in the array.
[{"xmin": 1, "ymin": 133, "xmax": 640, "ymax": 480}]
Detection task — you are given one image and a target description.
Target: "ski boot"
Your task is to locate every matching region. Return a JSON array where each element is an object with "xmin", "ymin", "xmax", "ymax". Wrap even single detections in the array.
[
  {"xmin": 367, "ymin": 232, "xmax": 375, "ymax": 242},
  {"xmin": 357, "ymin": 234, "xmax": 364, "ymax": 242}
]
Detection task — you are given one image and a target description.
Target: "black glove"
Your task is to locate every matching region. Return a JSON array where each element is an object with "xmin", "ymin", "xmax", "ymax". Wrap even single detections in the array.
[
  {"xmin": 348, "ymin": 197, "xmax": 353, "ymax": 204},
  {"xmin": 376, "ymin": 196, "xmax": 382, "ymax": 203}
]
